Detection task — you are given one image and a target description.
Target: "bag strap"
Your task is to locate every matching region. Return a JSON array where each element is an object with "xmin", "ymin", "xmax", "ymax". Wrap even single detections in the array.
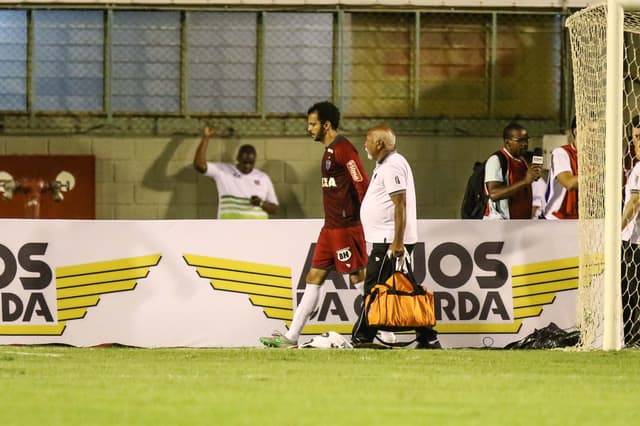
[
  {"xmin": 376, "ymin": 253, "xmax": 405, "ymax": 290},
  {"xmin": 390, "ymin": 254, "xmax": 423, "ymax": 293},
  {"xmin": 375, "ymin": 253, "xmax": 390, "ymax": 284}
]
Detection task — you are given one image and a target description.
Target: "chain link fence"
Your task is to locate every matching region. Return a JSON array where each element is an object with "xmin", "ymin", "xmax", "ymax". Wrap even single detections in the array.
[{"xmin": 0, "ymin": 7, "xmax": 574, "ymax": 137}]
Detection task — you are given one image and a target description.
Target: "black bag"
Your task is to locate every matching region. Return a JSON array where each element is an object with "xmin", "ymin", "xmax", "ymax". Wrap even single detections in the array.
[
  {"xmin": 504, "ymin": 322, "xmax": 579, "ymax": 349},
  {"xmin": 460, "ymin": 151, "xmax": 508, "ymax": 219}
]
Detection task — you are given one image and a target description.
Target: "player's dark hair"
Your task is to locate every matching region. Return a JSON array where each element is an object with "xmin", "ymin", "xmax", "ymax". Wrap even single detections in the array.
[
  {"xmin": 571, "ymin": 116, "xmax": 577, "ymax": 132},
  {"xmin": 632, "ymin": 115, "xmax": 640, "ymax": 129},
  {"xmin": 238, "ymin": 144, "xmax": 256, "ymax": 156},
  {"xmin": 307, "ymin": 101, "xmax": 340, "ymax": 130},
  {"xmin": 502, "ymin": 121, "xmax": 527, "ymax": 140}
]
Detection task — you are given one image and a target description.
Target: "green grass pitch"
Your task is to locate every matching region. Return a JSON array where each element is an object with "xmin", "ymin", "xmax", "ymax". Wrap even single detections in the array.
[{"xmin": 1, "ymin": 346, "xmax": 639, "ymax": 425}]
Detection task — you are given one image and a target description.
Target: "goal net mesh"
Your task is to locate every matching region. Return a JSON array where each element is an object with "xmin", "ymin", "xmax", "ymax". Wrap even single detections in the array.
[{"xmin": 567, "ymin": 2, "xmax": 640, "ymax": 349}]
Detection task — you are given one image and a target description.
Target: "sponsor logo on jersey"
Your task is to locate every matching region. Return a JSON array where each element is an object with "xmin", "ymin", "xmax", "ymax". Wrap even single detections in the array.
[
  {"xmin": 322, "ymin": 177, "xmax": 337, "ymax": 188},
  {"xmin": 336, "ymin": 247, "xmax": 352, "ymax": 262},
  {"xmin": 347, "ymin": 160, "xmax": 363, "ymax": 182},
  {"xmin": 325, "ymin": 159, "xmax": 332, "ymax": 170}
]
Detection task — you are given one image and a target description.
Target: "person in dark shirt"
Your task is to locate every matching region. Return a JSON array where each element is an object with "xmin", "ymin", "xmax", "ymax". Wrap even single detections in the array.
[{"xmin": 260, "ymin": 101, "xmax": 370, "ymax": 348}]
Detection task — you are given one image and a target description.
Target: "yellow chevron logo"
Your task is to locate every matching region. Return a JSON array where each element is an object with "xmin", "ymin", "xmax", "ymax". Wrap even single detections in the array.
[
  {"xmin": 185, "ymin": 254, "xmax": 580, "ymax": 336},
  {"xmin": 438, "ymin": 256, "xmax": 579, "ymax": 334},
  {"xmin": 184, "ymin": 254, "xmax": 293, "ymax": 320},
  {"xmin": 0, "ymin": 254, "xmax": 161, "ymax": 336},
  {"xmin": 184, "ymin": 255, "xmax": 324, "ymax": 335}
]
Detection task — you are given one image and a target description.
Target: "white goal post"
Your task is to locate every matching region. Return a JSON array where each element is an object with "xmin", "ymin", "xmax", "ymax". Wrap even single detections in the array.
[{"xmin": 567, "ymin": 0, "xmax": 640, "ymax": 350}]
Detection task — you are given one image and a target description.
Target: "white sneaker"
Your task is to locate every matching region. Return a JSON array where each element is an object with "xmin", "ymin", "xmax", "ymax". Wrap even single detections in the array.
[{"xmin": 377, "ymin": 330, "xmax": 397, "ymax": 344}]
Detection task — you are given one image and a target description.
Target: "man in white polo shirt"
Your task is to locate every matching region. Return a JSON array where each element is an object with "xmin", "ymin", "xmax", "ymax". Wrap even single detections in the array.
[
  {"xmin": 352, "ymin": 125, "xmax": 440, "ymax": 349},
  {"xmin": 193, "ymin": 126, "xmax": 279, "ymax": 219}
]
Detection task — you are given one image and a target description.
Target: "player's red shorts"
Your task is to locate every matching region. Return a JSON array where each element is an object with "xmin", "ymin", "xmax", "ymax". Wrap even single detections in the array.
[{"xmin": 311, "ymin": 225, "xmax": 367, "ymax": 274}]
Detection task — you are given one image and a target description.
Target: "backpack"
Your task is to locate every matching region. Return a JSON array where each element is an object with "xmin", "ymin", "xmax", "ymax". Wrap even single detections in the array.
[{"xmin": 460, "ymin": 151, "xmax": 508, "ymax": 219}]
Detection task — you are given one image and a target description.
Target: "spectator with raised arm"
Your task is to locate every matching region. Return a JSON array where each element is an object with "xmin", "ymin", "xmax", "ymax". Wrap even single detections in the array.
[{"xmin": 193, "ymin": 127, "xmax": 278, "ymax": 219}]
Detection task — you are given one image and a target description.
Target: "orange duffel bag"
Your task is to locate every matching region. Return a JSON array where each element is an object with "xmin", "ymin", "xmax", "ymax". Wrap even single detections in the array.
[{"xmin": 365, "ymin": 257, "xmax": 436, "ymax": 330}]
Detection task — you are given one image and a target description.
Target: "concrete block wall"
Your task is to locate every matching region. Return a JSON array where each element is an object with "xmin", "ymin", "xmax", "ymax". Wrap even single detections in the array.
[{"xmin": 0, "ymin": 133, "xmax": 545, "ymax": 219}]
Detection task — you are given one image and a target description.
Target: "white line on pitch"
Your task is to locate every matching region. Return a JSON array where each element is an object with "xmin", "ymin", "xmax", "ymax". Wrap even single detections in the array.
[{"xmin": 1, "ymin": 351, "xmax": 64, "ymax": 357}]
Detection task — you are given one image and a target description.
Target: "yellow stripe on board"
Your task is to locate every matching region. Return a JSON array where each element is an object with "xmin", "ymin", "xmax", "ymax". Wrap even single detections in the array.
[
  {"xmin": 57, "ymin": 308, "xmax": 89, "ymax": 321},
  {"xmin": 583, "ymin": 252, "xmax": 604, "ymax": 266},
  {"xmin": 511, "ymin": 279, "xmax": 579, "ymax": 298},
  {"xmin": 0, "ymin": 324, "xmax": 66, "ymax": 335},
  {"xmin": 583, "ymin": 262, "xmax": 604, "ymax": 276},
  {"xmin": 513, "ymin": 306, "xmax": 544, "ymax": 319},
  {"xmin": 211, "ymin": 281, "xmax": 292, "ymax": 299},
  {"xmin": 184, "ymin": 254, "xmax": 291, "ymax": 277},
  {"xmin": 195, "ymin": 267, "xmax": 291, "ymax": 287},
  {"xmin": 298, "ymin": 324, "xmax": 433, "ymax": 335},
  {"xmin": 513, "ymin": 293, "xmax": 556, "ymax": 308},
  {"xmin": 57, "ymin": 280, "xmax": 138, "ymax": 299},
  {"xmin": 297, "ymin": 325, "xmax": 421, "ymax": 335},
  {"xmin": 511, "ymin": 270, "xmax": 578, "ymax": 287},
  {"xmin": 511, "ymin": 256, "xmax": 578, "ymax": 276},
  {"xmin": 249, "ymin": 295, "xmax": 293, "ymax": 309},
  {"xmin": 56, "ymin": 254, "xmax": 161, "ymax": 278},
  {"xmin": 57, "ymin": 295, "xmax": 101, "ymax": 309},
  {"xmin": 56, "ymin": 268, "xmax": 151, "ymax": 288},
  {"xmin": 297, "ymin": 322, "xmax": 523, "ymax": 335},
  {"xmin": 299, "ymin": 324, "xmax": 354, "ymax": 334},
  {"xmin": 261, "ymin": 307, "xmax": 294, "ymax": 321},
  {"xmin": 434, "ymin": 321, "xmax": 523, "ymax": 334}
]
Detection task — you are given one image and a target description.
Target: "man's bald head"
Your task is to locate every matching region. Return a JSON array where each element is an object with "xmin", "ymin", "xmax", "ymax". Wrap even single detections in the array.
[
  {"xmin": 368, "ymin": 125, "xmax": 396, "ymax": 151},
  {"xmin": 365, "ymin": 125, "xmax": 398, "ymax": 162}
]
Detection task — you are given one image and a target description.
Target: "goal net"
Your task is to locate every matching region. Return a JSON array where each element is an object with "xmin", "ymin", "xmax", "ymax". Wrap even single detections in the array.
[{"xmin": 566, "ymin": 1, "xmax": 640, "ymax": 350}]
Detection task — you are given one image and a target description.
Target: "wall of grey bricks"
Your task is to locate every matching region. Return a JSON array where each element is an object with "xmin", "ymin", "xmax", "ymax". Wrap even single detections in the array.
[{"xmin": 0, "ymin": 133, "xmax": 547, "ymax": 220}]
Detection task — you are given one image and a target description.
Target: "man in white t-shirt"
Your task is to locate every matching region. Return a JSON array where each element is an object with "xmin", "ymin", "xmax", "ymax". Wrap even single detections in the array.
[
  {"xmin": 193, "ymin": 127, "xmax": 278, "ymax": 219},
  {"xmin": 620, "ymin": 116, "xmax": 640, "ymax": 346},
  {"xmin": 544, "ymin": 116, "xmax": 579, "ymax": 219},
  {"xmin": 352, "ymin": 125, "xmax": 440, "ymax": 349}
]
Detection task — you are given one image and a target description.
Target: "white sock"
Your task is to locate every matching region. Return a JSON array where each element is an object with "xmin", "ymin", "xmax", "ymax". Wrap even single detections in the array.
[
  {"xmin": 310, "ymin": 284, "xmax": 327, "ymax": 318},
  {"xmin": 354, "ymin": 282, "xmax": 364, "ymax": 295},
  {"xmin": 286, "ymin": 284, "xmax": 321, "ymax": 342}
]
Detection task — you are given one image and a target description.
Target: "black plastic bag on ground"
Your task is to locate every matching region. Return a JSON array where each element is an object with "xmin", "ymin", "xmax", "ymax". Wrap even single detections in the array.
[{"xmin": 505, "ymin": 322, "xmax": 579, "ymax": 349}]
